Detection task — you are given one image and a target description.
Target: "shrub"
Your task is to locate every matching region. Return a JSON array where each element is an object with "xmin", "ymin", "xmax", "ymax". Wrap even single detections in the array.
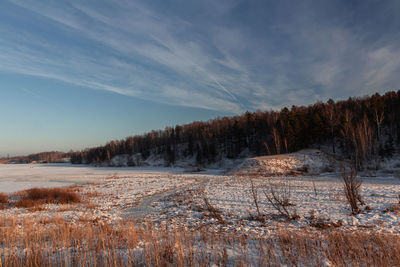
[
  {"xmin": 248, "ymin": 178, "xmax": 266, "ymax": 223},
  {"xmin": 15, "ymin": 187, "xmax": 81, "ymax": 208},
  {"xmin": 250, "ymin": 178, "xmax": 262, "ymax": 217},
  {"xmin": 202, "ymin": 196, "xmax": 225, "ymax": 224},
  {"xmin": 264, "ymin": 181, "xmax": 299, "ymax": 220},
  {"xmin": 342, "ymin": 169, "xmax": 364, "ymax": 215}
]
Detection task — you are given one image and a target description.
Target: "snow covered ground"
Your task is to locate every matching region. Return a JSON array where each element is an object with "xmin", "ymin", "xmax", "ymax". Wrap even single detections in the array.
[
  {"xmin": 0, "ymin": 164, "xmax": 203, "ymax": 222},
  {"xmin": 1, "ymin": 160, "xmax": 400, "ymax": 235},
  {"xmin": 151, "ymin": 172, "xmax": 400, "ymax": 235},
  {"xmin": 0, "ymin": 164, "xmax": 185, "ymax": 193}
]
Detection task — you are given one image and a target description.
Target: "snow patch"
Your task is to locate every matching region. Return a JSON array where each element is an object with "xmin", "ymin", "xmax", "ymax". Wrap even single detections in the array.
[{"xmin": 232, "ymin": 149, "xmax": 343, "ymax": 176}]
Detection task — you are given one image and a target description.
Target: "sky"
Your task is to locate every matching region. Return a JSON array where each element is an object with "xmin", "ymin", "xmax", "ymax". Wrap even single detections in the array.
[{"xmin": 1, "ymin": 0, "xmax": 400, "ymax": 156}]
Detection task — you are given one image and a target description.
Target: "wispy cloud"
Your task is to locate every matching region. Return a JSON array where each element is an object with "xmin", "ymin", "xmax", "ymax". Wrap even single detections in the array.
[
  {"xmin": 2, "ymin": 0, "xmax": 400, "ymax": 113},
  {"xmin": 19, "ymin": 88, "xmax": 51, "ymax": 103}
]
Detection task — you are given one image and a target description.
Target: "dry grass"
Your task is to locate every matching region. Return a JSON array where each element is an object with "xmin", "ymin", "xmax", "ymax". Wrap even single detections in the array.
[
  {"xmin": 0, "ymin": 215, "xmax": 400, "ymax": 266},
  {"xmin": 384, "ymin": 203, "xmax": 400, "ymax": 214},
  {"xmin": 0, "ymin": 192, "xmax": 8, "ymax": 209},
  {"xmin": 14, "ymin": 187, "xmax": 81, "ymax": 208},
  {"xmin": 82, "ymin": 189, "xmax": 103, "ymax": 198},
  {"xmin": 384, "ymin": 194, "xmax": 400, "ymax": 215},
  {"xmin": 0, "ymin": 192, "xmax": 7, "ymax": 203},
  {"xmin": 273, "ymin": 230, "xmax": 400, "ymax": 266},
  {"xmin": 309, "ymin": 216, "xmax": 343, "ymax": 229}
]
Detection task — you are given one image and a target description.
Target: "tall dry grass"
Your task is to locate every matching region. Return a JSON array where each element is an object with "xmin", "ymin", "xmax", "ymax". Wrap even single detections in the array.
[
  {"xmin": 1, "ymin": 215, "xmax": 400, "ymax": 266},
  {"xmin": 2, "ymin": 185, "xmax": 400, "ymax": 266},
  {"xmin": 0, "ymin": 193, "xmax": 7, "ymax": 210},
  {"xmin": 0, "ymin": 193, "xmax": 7, "ymax": 204},
  {"xmin": 14, "ymin": 187, "xmax": 81, "ymax": 208}
]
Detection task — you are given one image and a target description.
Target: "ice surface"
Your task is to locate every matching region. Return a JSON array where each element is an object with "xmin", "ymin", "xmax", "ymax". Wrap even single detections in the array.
[{"xmin": 0, "ymin": 163, "xmax": 184, "ymax": 193}]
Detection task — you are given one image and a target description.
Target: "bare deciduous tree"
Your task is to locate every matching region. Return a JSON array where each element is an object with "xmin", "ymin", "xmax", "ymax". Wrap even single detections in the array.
[
  {"xmin": 272, "ymin": 127, "xmax": 281, "ymax": 155},
  {"xmin": 350, "ymin": 115, "xmax": 376, "ymax": 170},
  {"xmin": 323, "ymin": 102, "xmax": 339, "ymax": 154}
]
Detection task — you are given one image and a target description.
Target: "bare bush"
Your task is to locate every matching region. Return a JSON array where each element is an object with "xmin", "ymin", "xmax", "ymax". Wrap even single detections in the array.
[
  {"xmin": 249, "ymin": 178, "xmax": 263, "ymax": 219},
  {"xmin": 202, "ymin": 195, "xmax": 225, "ymax": 224},
  {"xmin": 264, "ymin": 181, "xmax": 299, "ymax": 220},
  {"xmin": 312, "ymin": 181, "xmax": 318, "ymax": 197},
  {"xmin": 342, "ymin": 169, "xmax": 364, "ymax": 215}
]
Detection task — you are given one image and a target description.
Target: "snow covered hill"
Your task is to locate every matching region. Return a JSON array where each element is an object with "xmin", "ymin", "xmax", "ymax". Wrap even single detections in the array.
[{"xmin": 232, "ymin": 149, "xmax": 345, "ymax": 176}]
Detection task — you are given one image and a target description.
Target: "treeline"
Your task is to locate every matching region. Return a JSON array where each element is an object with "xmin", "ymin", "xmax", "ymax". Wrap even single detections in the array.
[
  {"xmin": 70, "ymin": 91, "xmax": 400, "ymax": 170},
  {"xmin": 0, "ymin": 151, "xmax": 68, "ymax": 164}
]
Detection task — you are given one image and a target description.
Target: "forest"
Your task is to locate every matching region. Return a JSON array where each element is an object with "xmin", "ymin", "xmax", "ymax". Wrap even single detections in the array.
[
  {"xmin": 67, "ymin": 91, "xmax": 400, "ymax": 170},
  {"xmin": 0, "ymin": 151, "xmax": 68, "ymax": 164}
]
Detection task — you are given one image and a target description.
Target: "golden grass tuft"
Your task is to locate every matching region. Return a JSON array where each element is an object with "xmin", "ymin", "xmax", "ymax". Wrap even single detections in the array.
[{"xmin": 15, "ymin": 187, "xmax": 81, "ymax": 208}]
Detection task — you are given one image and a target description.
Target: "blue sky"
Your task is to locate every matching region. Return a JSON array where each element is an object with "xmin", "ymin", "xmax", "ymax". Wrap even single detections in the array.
[{"xmin": 1, "ymin": 0, "xmax": 400, "ymax": 156}]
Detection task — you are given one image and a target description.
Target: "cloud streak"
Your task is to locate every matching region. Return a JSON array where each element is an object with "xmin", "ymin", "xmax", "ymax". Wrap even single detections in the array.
[{"xmin": 2, "ymin": 0, "xmax": 400, "ymax": 114}]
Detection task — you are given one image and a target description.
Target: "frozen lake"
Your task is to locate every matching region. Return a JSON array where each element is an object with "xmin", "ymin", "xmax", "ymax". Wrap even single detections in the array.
[{"xmin": 0, "ymin": 163, "xmax": 183, "ymax": 193}]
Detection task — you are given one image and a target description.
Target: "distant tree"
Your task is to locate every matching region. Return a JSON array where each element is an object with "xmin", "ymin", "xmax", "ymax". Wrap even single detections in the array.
[{"xmin": 323, "ymin": 100, "xmax": 339, "ymax": 153}]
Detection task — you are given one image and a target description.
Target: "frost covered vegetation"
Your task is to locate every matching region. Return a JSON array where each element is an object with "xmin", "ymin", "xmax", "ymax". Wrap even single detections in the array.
[
  {"xmin": 1, "ymin": 164, "xmax": 400, "ymax": 265},
  {"xmin": 65, "ymin": 91, "xmax": 400, "ymax": 169},
  {"xmin": 1, "ymin": 215, "xmax": 400, "ymax": 266}
]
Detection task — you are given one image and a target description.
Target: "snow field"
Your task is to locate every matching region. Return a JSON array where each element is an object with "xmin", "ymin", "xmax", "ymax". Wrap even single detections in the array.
[
  {"xmin": 0, "ymin": 164, "xmax": 199, "ymax": 223},
  {"xmin": 1, "ymin": 163, "xmax": 400, "ymax": 235},
  {"xmin": 2, "ymin": 164, "xmax": 400, "ymax": 265},
  {"xmin": 146, "ymin": 173, "xmax": 400, "ymax": 235}
]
